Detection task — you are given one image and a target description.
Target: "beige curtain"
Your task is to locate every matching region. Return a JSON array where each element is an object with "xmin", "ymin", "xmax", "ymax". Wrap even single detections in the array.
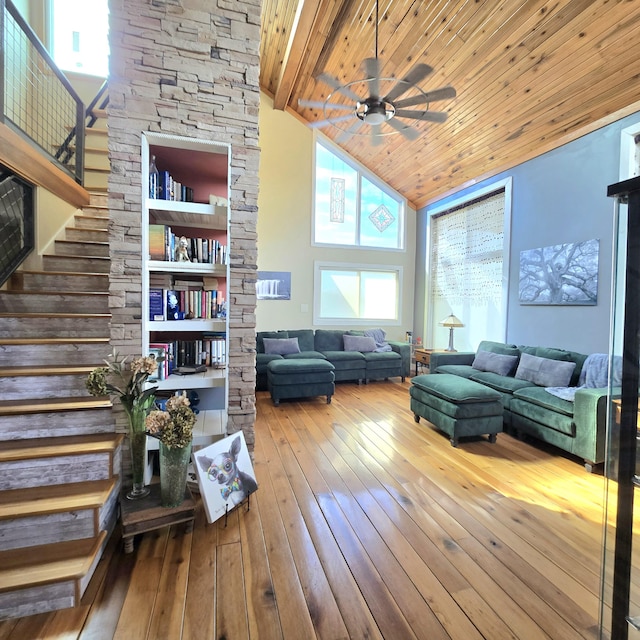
[{"xmin": 429, "ymin": 191, "xmax": 505, "ymax": 352}]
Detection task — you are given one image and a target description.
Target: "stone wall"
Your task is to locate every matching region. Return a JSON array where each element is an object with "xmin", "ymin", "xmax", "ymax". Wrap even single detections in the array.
[{"xmin": 107, "ymin": 0, "xmax": 259, "ymax": 447}]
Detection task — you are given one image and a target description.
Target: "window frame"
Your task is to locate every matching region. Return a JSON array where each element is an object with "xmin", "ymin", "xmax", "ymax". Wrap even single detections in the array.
[
  {"xmin": 312, "ymin": 133, "xmax": 407, "ymax": 251},
  {"xmin": 313, "ymin": 261, "xmax": 403, "ymax": 326}
]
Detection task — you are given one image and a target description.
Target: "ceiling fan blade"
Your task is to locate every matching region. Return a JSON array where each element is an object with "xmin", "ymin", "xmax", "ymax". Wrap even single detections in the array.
[
  {"xmin": 317, "ymin": 72, "xmax": 363, "ymax": 103},
  {"xmin": 370, "ymin": 123, "xmax": 383, "ymax": 146},
  {"xmin": 335, "ymin": 118, "xmax": 365, "ymax": 144},
  {"xmin": 363, "ymin": 57, "xmax": 381, "ymax": 98},
  {"xmin": 393, "ymin": 86, "xmax": 457, "ymax": 109},
  {"xmin": 383, "ymin": 63, "xmax": 433, "ymax": 102},
  {"xmin": 308, "ymin": 113, "xmax": 355, "ymax": 129},
  {"xmin": 298, "ymin": 99, "xmax": 354, "ymax": 112},
  {"xmin": 394, "ymin": 109, "xmax": 448, "ymax": 123},
  {"xmin": 387, "ymin": 117, "xmax": 420, "ymax": 140}
]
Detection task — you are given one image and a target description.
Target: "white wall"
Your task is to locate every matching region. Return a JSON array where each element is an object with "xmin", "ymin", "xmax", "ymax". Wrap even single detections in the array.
[{"xmin": 257, "ymin": 93, "xmax": 416, "ymax": 342}]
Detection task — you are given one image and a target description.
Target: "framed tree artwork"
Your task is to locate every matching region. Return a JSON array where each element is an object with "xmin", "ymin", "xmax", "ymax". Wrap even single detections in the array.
[{"xmin": 519, "ymin": 238, "xmax": 599, "ymax": 305}]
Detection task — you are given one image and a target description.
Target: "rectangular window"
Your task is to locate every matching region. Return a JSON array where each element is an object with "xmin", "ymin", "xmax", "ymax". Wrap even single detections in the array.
[
  {"xmin": 314, "ymin": 139, "xmax": 405, "ymax": 249},
  {"xmin": 428, "ymin": 186, "xmax": 508, "ymax": 350},
  {"xmin": 314, "ymin": 262, "xmax": 401, "ymax": 325},
  {"xmin": 50, "ymin": 0, "xmax": 110, "ymax": 77}
]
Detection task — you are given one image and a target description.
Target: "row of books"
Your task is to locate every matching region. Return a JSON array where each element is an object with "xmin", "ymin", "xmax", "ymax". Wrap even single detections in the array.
[
  {"xmin": 149, "ymin": 224, "xmax": 228, "ymax": 265},
  {"xmin": 150, "ymin": 288, "xmax": 226, "ymax": 321},
  {"xmin": 148, "ymin": 337, "xmax": 227, "ymax": 379},
  {"xmin": 150, "ymin": 170, "xmax": 195, "ymax": 202}
]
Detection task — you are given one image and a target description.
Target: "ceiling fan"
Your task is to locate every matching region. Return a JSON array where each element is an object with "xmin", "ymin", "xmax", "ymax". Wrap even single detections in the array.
[{"xmin": 298, "ymin": 0, "xmax": 456, "ymax": 144}]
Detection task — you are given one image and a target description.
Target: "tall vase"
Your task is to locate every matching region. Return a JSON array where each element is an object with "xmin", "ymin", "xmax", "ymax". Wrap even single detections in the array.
[
  {"xmin": 159, "ymin": 441, "xmax": 192, "ymax": 507},
  {"xmin": 125, "ymin": 405, "xmax": 150, "ymax": 500}
]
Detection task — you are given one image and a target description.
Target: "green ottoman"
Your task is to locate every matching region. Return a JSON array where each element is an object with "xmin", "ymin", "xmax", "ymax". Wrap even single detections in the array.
[
  {"xmin": 410, "ymin": 373, "xmax": 503, "ymax": 446},
  {"xmin": 267, "ymin": 358, "xmax": 335, "ymax": 406}
]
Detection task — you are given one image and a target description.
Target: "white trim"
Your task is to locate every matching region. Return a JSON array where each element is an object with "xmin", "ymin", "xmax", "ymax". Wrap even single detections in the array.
[
  {"xmin": 312, "ymin": 131, "xmax": 406, "ymax": 251},
  {"xmin": 424, "ymin": 176, "xmax": 512, "ymax": 346},
  {"xmin": 619, "ymin": 120, "xmax": 640, "ymax": 181},
  {"xmin": 313, "ymin": 261, "xmax": 403, "ymax": 326}
]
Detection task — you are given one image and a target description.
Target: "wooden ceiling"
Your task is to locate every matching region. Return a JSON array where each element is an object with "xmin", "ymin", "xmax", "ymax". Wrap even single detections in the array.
[{"xmin": 260, "ymin": 0, "xmax": 640, "ymax": 209}]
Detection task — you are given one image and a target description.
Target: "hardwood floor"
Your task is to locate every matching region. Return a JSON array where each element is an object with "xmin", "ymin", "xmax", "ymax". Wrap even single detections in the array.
[{"xmin": 0, "ymin": 380, "xmax": 611, "ymax": 639}]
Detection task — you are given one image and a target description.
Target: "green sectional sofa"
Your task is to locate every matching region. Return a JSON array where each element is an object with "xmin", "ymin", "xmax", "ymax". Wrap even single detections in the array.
[
  {"xmin": 256, "ymin": 329, "xmax": 410, "ymax": 393},
  {"xmin": 428, "ymin": 340, "xmax": 612, "ymax": 471}
]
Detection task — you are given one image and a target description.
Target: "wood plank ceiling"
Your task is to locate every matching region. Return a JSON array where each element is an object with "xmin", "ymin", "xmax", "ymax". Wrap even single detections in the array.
[{"xmin": 260, "ymin": 0, "xmax": 640, "ymax": 209}]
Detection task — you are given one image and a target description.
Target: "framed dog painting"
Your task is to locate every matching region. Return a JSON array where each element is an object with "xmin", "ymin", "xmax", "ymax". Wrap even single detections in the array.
[{"xmin": 192, "ymin": 431, "xmax": 258, "ymax": 524}]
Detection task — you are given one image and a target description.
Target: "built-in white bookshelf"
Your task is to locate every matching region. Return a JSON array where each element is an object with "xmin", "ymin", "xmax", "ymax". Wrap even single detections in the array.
[{"xmin": 141, "ymin": 132, "xmax": 231, "ymax": 448}]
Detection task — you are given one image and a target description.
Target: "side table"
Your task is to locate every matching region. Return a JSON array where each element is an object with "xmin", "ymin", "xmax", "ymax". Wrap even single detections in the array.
[
  {"xmin": 120, "ymin": 483, "xmax": 196, "ymax": 553},
  {"xmin": 414, "ymin": 348, "xmax": 446, "ymax": 376}
]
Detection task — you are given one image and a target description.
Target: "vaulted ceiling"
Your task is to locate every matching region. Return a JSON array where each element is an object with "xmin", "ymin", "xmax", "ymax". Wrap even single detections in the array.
[{"xmin": 260, "ymin": 0, "xmax": 640, "ymax": 209}]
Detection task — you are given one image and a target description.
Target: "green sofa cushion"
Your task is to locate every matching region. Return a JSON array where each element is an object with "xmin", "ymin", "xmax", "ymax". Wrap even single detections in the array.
[
  {"xmin": 512, "ymin": 386, "xmax": 575, "ymax": 417},
  {"xmin": 256, "ymin": 352, "xmax": 284, "ymax": 373},
  {"xmin": 434, "ymin": 364, "xmax": 476, "ymax": 378},
  {"xmin": 268, "ymin": 358, "xmax": 334, "ymax": 374},
  {"xmin": 286, "ymin": 329, "xmax": 315, "ymax": 352},
  {"xmin": 284, "ymin": 351, "xmax": 326, "ymax": 360},
  {"xmin": 314, "ymin": 329, "xmax": 345, "ymax": 352},
  {"xmin": 477, "ymin": 340, "xmax": 520, "ymax": 357},
  {"xmin": 412, "ymin": 373, "xmax": 500, "ymax": 403},
  {"xmin": 410, "ymin": 384, "xmax": 502, "ymax": 419},
  {"xmin": 510, "ymin": 397, "xmax": 575, "ymax": 436},
  {"xmin": 469, "ymin": 371, "xmax": 537, "ymax": 394}
]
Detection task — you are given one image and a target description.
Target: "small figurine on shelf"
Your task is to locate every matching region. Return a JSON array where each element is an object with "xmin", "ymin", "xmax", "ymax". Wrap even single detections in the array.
[{"xmin": 175, "ymin": 236, "xmax": 191, "ymax": 262}]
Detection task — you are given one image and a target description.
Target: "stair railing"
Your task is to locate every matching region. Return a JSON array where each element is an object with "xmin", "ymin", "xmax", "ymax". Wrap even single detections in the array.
[{"xmin": 1, "ymin": 0, "xmax": 85, "ymax": 184}]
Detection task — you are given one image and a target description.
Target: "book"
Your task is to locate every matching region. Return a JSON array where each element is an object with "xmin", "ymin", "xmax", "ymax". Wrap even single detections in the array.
[
  {"xmin": 149, "ymin": 288, "xmax": 165, "ymax": 321},
  {"xmin": 166, "ymin": 290, "xmax": 181, "ymax": 320},
  {"xmin": 148, "ymin": 225, "xmax": 167, "ymax": 260},
  {"xmin": 147, "ymin": 345, "xmax": 167, "ymax": 381}
]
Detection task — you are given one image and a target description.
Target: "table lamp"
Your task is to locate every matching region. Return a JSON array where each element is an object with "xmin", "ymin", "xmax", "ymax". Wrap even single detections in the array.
[{"xmin": 440, "ymin": 314, "xmax": 464, "ymax": 352}]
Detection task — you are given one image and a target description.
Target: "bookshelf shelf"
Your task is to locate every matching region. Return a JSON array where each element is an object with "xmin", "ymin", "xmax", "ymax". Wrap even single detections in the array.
[
  {"xmin": 147, "ymin": 260, "xmax": 227, "ymax": 276},
  {"xmin": 153, "ymin": 367, "xmax": 227, "ymax": 391},
  {"xmin": 142, "ymin": 132, "xmax": 230, "ymax": 443}
]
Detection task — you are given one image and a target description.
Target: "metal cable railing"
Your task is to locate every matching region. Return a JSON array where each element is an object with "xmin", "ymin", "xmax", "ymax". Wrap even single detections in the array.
[{"xmin": 1, "ymin": 0, "xmax": 84, "ymax": 183}]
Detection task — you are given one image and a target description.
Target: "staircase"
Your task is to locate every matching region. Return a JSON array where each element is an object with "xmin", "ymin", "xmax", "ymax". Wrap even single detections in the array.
[{"xmin": 0, "ymin": 112, "xmax": 121, "ymax": 619}]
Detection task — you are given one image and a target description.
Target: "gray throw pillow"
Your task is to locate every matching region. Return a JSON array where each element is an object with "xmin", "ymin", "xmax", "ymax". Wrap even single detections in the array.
[
  {"xmin": 472, "ymin": 350, "xmax": 518, "ymax": 376},
  {"xmin": 515, "ymin": 352, "xmax": 576, "ymax": 387},
  {"xmin": 263, "ymin": 337, "xmax": 300, "ymax": 355},
  {"xmin": 343, "ymin": 334, "xmax": 377, "ymax": 352}
]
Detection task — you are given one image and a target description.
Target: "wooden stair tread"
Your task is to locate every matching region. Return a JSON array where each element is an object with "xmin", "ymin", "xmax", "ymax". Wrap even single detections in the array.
[
  {"xmin": 0, "ymin": 432, "xmax": 123, "ymax": 462},
  {"xmin": 0, "ymin": 478, "xmax": 117, "ymax": 520},
  {"xmin": 0, "ymin": 396, "xmax": 112, "ymax": 416},
  {"xmin": 0, "ymin": 364, "xmax": 98, "ymax": 377},
  {"xmin": 55, "ymin": 239, "xmax": 109, "ymax": 247},
  {"xmin": 84, "ymin": 166, "xmax": 110, "ymax": 174},
  {"xmin": 43, "ymin": 251, "xmax": 111, "ymax": 260},
  {"xmin": 11, "ymin": 270, "xmax": 108, "ymax": 277},
  {"xmin": 66, "ymin": 226, "xmax": 108, "ymax": 232},
  {"xmin": 2, "ymin": 290, "xmax": 108, "ymax": 297},
  {"xmin": 0, "ymin": 337, "xmax": 109, "ymax": 346},
  {"xmin": 0, "ymin": 312, "xmax": 110, "ymax": 319},
  {"xmin": 89, "ymin": 108, "xmax": 108, "ymax": 119},
  {"xmin": 0, "ymin": 531, "xmax": 107, "ymax": 591}
]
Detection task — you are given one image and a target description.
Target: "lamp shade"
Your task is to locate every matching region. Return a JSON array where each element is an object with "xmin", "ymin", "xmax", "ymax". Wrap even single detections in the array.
[{"xmin": 439, "ymin": 314, "xmax": 464, "ymax": 328}]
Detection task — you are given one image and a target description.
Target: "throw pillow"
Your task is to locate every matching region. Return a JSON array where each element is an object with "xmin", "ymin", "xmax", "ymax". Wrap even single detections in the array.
[
  {"xmin": 515, "ymin": 353, "xmax": 576, "ymax": 387},
  {"xmin": 343, "ymin": 334, "xmax": 377, "ymax": 352},
  {"xmin": 263, "ymin": 337, "xmax": 300, "ymax": 355},
  {"xmin": 472, "ymin": 350, "xmax": 519, "ymax": 376}
]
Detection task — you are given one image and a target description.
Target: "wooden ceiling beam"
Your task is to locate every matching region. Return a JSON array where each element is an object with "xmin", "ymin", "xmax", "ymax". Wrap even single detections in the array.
[{"xmin": 273, "ymin": 0, "xmax": 324, "ymax": 111}]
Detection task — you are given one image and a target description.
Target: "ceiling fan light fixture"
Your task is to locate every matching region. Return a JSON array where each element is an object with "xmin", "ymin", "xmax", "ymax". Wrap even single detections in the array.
[{"xmin": 356, "ymin": 98, "xmax": 393, "ymax": 125}]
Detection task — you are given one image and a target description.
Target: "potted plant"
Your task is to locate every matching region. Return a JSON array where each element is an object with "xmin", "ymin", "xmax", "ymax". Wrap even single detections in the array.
[
  {"xmin": 146, "ymin": 393, "xmax": 197, "ymax": 507},
  {"xmin": 86, "ymin": 350, "xmax": 160, "ymax": 499}
]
